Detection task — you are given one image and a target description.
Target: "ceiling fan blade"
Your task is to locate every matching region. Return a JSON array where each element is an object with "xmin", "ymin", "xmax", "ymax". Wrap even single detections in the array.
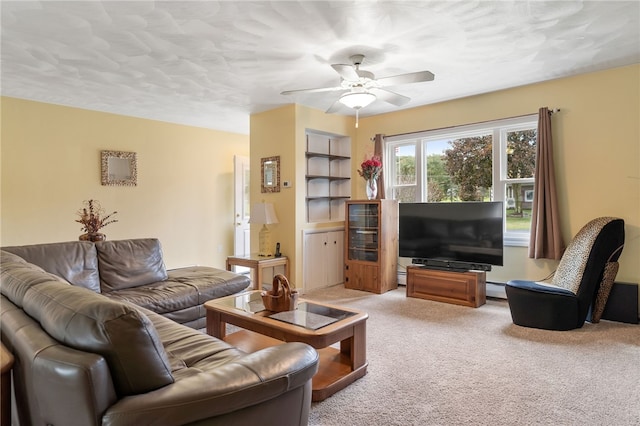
[
  {"xmin": 369, "ymin": 88, "xmax": 411, "ymax": 106},
  {"xmin": 280, "ymin": 86, "xmax": 345, "ymax": 95},
  {"xmin": 376, "ymin": 70, "xmax": 435, "ymax": 87},
  {"xmin": 331, "ymin": 64, "xmax": 360, "ymax": 81},
  {"xmin": 325, "ymin": 100, "xmax": 344, "ymax": 114}
]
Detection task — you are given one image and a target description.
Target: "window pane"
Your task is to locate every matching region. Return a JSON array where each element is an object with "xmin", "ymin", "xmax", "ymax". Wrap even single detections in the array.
[
  {"xmin": 425, "ymin": 140, "xmax": 454, "ymax": 202},
  {"xmin": 440, "ymin": 134, "xmax": 493, "ymax": 201},
  {"xmin": 506, "ymin": 129, "xmax": 536, "ymax": 179},
  {"xmin": 394, "ymin": 186, "xmax": 417, "ymax": 203},
  {"xmin": 394, "ymin": 145, "xmax": 415, "ymax": 185},
  {"xmin": 505, "ymin": 182, "xmax": 533, "ymax": 233}
]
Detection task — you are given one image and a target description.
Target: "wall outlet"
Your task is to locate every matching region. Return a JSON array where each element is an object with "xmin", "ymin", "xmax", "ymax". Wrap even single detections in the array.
[{"xmin": 283, "ymin": 180, "xmax": 292, "ymax": 188}]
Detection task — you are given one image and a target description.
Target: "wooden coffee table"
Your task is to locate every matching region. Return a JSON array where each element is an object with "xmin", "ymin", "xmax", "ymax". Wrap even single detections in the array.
[{"xmin": 205, "ymin": 291, "xmax": 368, "ymax": 402}]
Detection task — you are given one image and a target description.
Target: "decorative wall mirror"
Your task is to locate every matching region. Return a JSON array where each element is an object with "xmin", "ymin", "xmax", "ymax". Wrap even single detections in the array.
[
  {"xmin": 101, "ymin": 150, "xmax": 137, "ymax": 186},
  {"xmin": 261, "ymin": 156, "xmax": 280, "ymax": 193}
]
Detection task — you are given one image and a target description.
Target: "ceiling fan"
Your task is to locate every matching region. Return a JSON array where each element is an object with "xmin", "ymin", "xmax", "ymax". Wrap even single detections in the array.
[{"xmin": 281, "ymin": 54, "xmax": 435, "ymax": 125}]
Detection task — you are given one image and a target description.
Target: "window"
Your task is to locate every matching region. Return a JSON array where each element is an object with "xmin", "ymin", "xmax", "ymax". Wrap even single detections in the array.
[{"xmin": 385, "ymin": 115, "xmax": 537, "ymax": 246}]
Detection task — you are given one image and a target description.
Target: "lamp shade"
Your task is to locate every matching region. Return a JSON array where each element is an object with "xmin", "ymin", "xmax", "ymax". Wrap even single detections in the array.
[
  {"xmin": 249, "ymin": 202, "xmax": 279, "ymax": 225},
  {"xmin": 339, "ymin": 91, "xmax": 376, "ymax": 109}
]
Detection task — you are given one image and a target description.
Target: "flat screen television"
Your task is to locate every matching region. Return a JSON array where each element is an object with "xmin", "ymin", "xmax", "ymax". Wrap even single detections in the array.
[{"xmin": 399, "ymin": 202, "xmax": 504, "ymax": 271}]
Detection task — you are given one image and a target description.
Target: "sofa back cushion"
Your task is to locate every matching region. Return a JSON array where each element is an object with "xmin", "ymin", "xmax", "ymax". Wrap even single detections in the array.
[
  {"xmin": 96, "ymin": 238, "xmax": 168, "ymax": 292},
  {"xmin": 21, "ymin": 280, "xmax": 174, "ymax": 396},
  {"xmin": 2, "ymin": 241, "xmax": 101, "ymax": 292},
  {"xmin": 1, "ymin": 250, "xmax": 68, "ymax": 305}
]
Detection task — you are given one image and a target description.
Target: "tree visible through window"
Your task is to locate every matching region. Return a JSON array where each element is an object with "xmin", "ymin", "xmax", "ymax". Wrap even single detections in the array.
[{"xmin": 443, "ymin": 135, "xmax": 493, "ymax": 201}]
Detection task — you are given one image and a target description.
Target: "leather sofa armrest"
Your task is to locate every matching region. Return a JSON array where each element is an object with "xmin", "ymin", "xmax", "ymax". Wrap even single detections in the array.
[
  {"xmin": 102, "ymin": 343, "xmax": 319, "ymax": 425},
  {"xmin": 16, "ymin": 342, "xmax": 117, "ymax": 426}
]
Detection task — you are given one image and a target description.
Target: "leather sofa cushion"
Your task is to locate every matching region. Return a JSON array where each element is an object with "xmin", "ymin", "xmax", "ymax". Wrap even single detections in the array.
[
  {"xmin": 103, "ymin": 268, "xmax": 250, "ymax": 327},
  {"xmin": 0, "ymin": 250, "xmax": 69, "ymax": 305},
  {"xmin": 2, "ymin": 241, "xmax": 101, "ymax": 292},
  {"xmin": 104, "ymin": 280, "xmax": 200, "ymax": 314},
  {"xmin": 166, "ymin": 266, "xmax": 251, "ymax": 303},
  {"xmin": 96, "ymin": 238, "xmax": 168, "ymax": 292},
  {"xmin": 22, "ymin": 280, "xmax": 174, "ymax": 396}
]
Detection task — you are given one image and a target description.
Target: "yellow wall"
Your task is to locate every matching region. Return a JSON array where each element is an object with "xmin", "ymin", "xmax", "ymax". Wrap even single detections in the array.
[
  {"xmin": 250, "ymin": 105, "xmax": 354, "ymax": 288},
  {"xmin": 1, "ymin": 97, "xmax": 249, "ymax": 269},
  {"xmin": 357, "ymin": 64, "xmax": 640, "ymax": 291}
]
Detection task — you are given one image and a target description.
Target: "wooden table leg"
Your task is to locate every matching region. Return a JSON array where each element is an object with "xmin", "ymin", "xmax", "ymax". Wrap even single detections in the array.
[
  {"xmin": 341, "ymin": 322, "xmax": 367, "ymax": 370},
  {"xmin": 255, "ymin": 265, "xmax": 262, "ymax": 291},
  {"xmin": 206, "ymin": 310, "xmax": 226, "ymax": 339}
]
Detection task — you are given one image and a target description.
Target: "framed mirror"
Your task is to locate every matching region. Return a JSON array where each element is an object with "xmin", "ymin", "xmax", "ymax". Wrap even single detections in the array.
[
  {"xmin": 101, "ymin": 150, "xmax": 137, "ymax": 186},
  {"xmin": 261, "ymin": 156, "xmax": 280, "ymax": 193}
]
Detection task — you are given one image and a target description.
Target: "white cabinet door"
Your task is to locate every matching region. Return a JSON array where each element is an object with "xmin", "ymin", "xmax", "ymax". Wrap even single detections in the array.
[
  {"xmin": 304, "ymin": 232, "xmax": 327, "ymax": 292},
  {"xmin": 326, "ymin": 231, "xmax": 344, "ymax": 286},
  {"xmin": 303, "ymin": 230, "xmax": 344, "ymax": 292}
]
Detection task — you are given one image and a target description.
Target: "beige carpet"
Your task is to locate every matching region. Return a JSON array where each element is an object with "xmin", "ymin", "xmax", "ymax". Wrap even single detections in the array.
[{"xmin": 302, "ymin": 285, "xmax": 640, "ymax": 426}]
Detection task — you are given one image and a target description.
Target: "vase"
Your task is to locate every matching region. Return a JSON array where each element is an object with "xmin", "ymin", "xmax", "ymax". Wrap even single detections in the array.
[
  {"xmin": 79, "ymin": 233, "xmax": 106, "ymax": 242},
  {"xmin": 366, "ymin": 178, "xmax": 378, "ymax": 200}
]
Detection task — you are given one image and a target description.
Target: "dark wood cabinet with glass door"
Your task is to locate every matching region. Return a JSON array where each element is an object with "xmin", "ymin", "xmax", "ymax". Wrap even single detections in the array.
[{"xmin": 344, "ymin": 200, "xmax": 398, "ymax": 294}]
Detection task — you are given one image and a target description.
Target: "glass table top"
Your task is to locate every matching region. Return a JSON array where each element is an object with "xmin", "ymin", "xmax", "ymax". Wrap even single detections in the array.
[{"xmin": 215, "ymin": 291, "xmax": 356, "ymax": 330}]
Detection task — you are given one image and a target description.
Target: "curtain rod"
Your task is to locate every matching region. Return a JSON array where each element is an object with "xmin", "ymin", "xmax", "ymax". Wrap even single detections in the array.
[{"xmin": 380, "ymin": 108, "xmax": 560, "ymax": 140}]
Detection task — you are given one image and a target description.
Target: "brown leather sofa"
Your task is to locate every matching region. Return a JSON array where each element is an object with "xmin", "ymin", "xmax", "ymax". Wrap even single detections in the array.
[
  {"xmin": 0, "ymin": 249, "xmax": 319, "ymax": 425},
  {"xmin": 2, "ymin": 238, "xmax": 251, "ymax": 329}
]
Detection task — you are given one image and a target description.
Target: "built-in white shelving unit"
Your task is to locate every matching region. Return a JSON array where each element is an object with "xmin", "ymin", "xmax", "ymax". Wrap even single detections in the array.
[{"xmin": 306, "ymin": 131, "xmax": 351, "ymax": 223}]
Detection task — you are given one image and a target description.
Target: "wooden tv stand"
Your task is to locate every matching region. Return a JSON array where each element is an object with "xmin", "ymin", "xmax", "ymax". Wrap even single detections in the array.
[{"xmin": 406, "ymin": 266, "xmax": 486, "ymax": 308}]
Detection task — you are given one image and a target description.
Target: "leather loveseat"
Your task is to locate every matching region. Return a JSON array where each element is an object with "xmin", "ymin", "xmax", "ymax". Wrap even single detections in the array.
[
  {"xmin": 2, "ymin": 238, "xmax": 250, "ymax": 329},
  {"xmin": 0, "ymin": 249, "xmax": 319, "ymax": 425}
]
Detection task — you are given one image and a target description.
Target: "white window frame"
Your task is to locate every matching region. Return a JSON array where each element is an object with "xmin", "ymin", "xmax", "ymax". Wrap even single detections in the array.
[{"xmin": 384, "ymin": 114, "xmax": 537, "ymax": 247}]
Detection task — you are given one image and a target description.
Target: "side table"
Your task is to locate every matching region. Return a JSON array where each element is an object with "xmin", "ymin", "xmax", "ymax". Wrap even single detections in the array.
[{"xmin": 226, "ymin": 254, "xmax": 289, "ymax": 290}]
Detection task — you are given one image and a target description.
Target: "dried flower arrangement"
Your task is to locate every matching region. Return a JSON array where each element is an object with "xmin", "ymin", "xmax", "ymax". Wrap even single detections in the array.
[{"xmin": 76, "ymin": 199, "xmax": 118, "ymax": 237}]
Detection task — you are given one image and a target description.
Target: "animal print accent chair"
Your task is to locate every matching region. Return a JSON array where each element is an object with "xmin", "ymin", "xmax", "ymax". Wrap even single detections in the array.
[
  {"xmin": 552, "ymin": 217, "xmax": 621, "ymax": 293},
  {"xmin": 506, "ymin": 217, "xmax": 624, "ymax": 330}
]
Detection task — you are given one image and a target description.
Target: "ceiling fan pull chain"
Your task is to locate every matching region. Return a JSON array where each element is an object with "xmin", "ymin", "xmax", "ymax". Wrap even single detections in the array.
[{"xmin": 356, "ymin": 109, "xmax": 359, "ymax": 128}]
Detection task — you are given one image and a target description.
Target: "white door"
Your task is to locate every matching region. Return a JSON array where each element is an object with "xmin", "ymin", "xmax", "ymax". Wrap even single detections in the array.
[{"xmin": 233, "ymin": 155, "xmax": 250, "ymax": 256}]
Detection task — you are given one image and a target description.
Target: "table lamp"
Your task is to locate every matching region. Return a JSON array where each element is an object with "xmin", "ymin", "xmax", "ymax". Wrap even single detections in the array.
[{"xmin": 249, "ymin": 202, "xmax": 279, "ymax": 256}]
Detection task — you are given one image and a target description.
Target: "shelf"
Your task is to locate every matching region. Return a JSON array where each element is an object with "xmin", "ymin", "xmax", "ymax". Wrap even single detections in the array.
[
  {"xmin": 306, "ymin": 132, "xmax": 351, "ymax": 223},
  {"xmin": 306, "ymin": 152, "xmax": 351, "ymax": 160},
  {"xmin": 306, "ymin": 175, "xmax": 351, "ymax": 181},
  {"xmin": 307, "ymin": 196, "xmax": 351, "ymax": 201}
]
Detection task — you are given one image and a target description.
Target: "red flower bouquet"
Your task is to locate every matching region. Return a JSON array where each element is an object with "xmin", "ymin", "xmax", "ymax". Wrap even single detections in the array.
[{"xmin": 357, "ymin": 155, "xmax": 382, "ymax": 181}]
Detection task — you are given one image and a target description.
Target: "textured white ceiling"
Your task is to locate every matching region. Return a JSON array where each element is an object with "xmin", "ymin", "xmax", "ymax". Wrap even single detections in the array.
[{"xmin": 2, "ymin": 1, "xmax": 639, "ymax": 134}]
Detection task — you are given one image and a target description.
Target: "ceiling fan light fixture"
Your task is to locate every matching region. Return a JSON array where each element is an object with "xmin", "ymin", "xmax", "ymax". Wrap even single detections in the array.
[{"xmin": 339, "ymin": 91, "xmax": 376, "ymax": 109}]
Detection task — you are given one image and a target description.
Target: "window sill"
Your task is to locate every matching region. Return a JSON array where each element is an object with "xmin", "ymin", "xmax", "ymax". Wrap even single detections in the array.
[{"xmin": 504, "ymin": 234, "xmax": 529, "ymax": 247}]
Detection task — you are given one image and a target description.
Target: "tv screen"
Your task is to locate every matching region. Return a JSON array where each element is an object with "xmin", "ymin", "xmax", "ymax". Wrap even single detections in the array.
[{"xmin": 399, "ymin": 202, "xmax": 504, "ymax": 271}]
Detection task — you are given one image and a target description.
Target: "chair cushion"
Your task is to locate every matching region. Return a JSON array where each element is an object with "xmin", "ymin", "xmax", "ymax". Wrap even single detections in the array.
[
  {"xmin": 22, "ymin": 280, "xmax": 174, "ymax": 396},
  {"xmin": 506, "ymin": 279, "xmax": 576, "ymax": 296},
  {"xmin": 96, "ymin": 238, "xmax": 168, "ymax": 292}
]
